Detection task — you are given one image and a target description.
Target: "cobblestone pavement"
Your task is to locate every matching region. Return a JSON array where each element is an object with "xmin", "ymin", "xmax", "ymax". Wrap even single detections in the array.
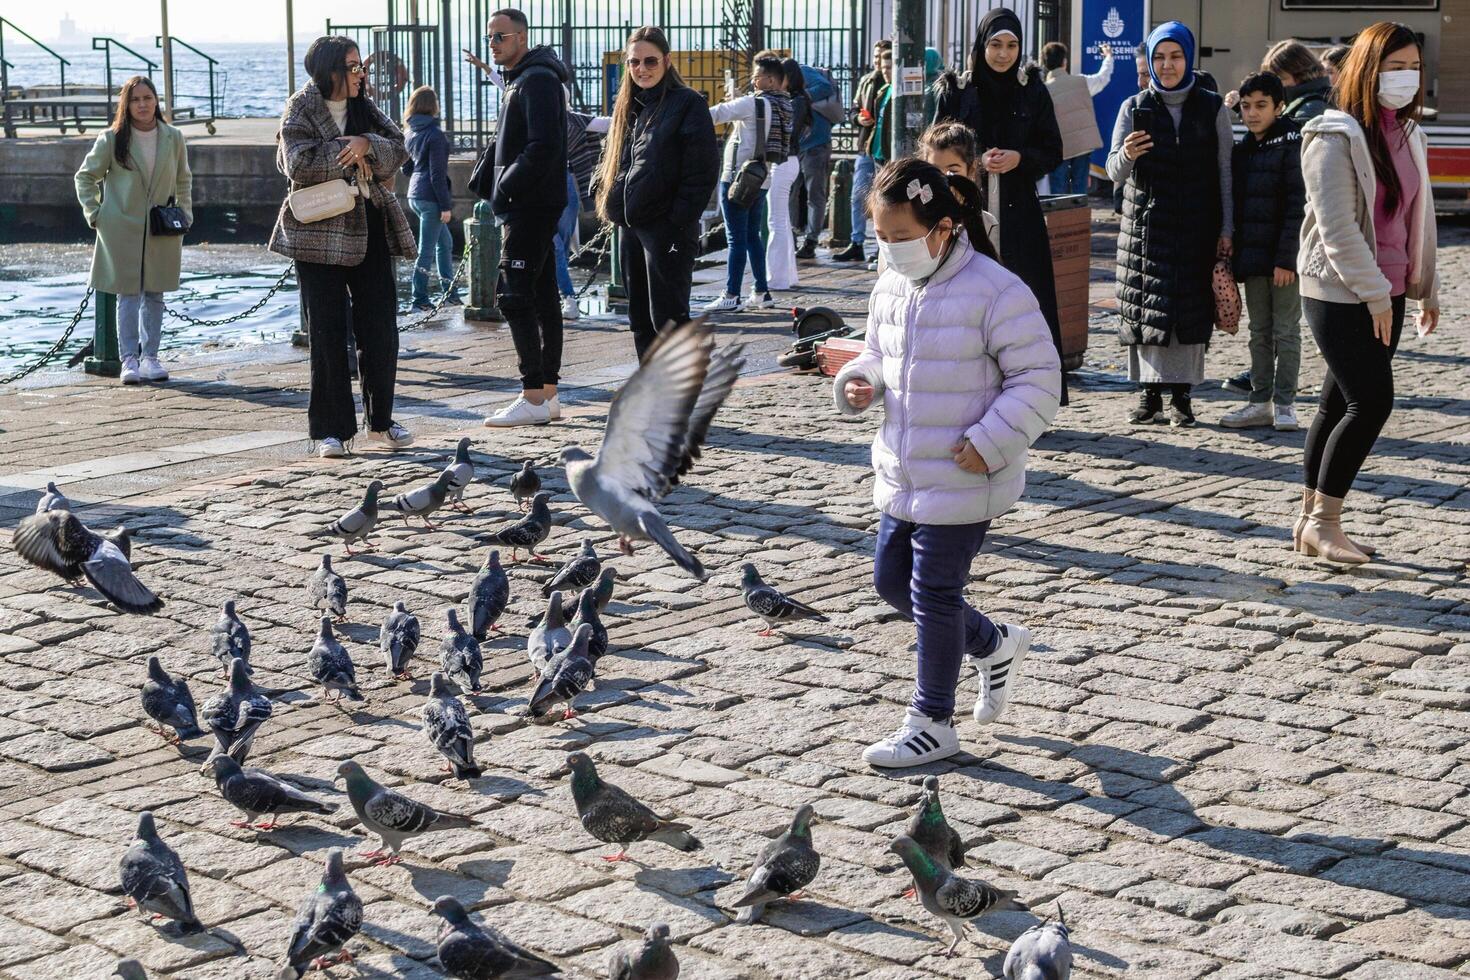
[{"xmin": 0, "ymin": 212, "xmax": 1467, "ymax": 979}]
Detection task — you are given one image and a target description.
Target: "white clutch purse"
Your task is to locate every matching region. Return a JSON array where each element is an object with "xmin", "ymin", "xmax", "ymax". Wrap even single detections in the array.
[{"xmin": 288, "ymin": 177, "xmax": 362, "ymax": 224}]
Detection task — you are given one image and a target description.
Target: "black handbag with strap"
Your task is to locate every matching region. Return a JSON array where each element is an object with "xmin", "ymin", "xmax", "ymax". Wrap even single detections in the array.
[
  {"xmin": 726, "ymin": 97, "xmax": 769, "ymax": 209},
  {"xmin": 467, "ymin": 139, "xmax": 496, "ymax": 200},
  {"xmin": 149, "ymin": 196, "xmax": 189, "ymax": 236}
]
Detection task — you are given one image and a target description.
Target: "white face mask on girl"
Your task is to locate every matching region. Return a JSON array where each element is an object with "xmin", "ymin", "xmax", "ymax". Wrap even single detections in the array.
[
  {"xmin": 877, "ymin": 224, "xmax": 949, "ymax": 282},
  {"xmin": 1377, "ymin": 69, "xmax": 1420, "ymax": 110}
]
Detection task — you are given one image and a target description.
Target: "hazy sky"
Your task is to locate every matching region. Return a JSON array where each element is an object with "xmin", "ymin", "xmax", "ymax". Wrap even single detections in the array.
[{"xmin": 36, "ymin": 1, "xmax": 373, "ymax": 44}]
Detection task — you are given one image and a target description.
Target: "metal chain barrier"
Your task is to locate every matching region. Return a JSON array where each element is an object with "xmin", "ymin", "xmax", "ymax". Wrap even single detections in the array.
[
  {"xmin": 399, "ymin": 238, "xmax": 472, "ymax": 333},
  {"xmin": 571, "ymin": 224, "xmax": 614, "ymax": 300},
  {"xmin": 163, "ymin": 267, "xmax": 294, "ymax": 328},
  {"xmin": 0, "ymin": 287, "xmax": 95, "ymax": 387}
]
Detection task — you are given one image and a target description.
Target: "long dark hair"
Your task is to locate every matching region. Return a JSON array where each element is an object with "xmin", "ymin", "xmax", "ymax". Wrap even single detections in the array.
[
  {"xmin": 596, "ymin": 26, "xmax": 687, "ymax": 221},
  {"xmin": 867, "ymin": 157, "xmax": 999, "ymax": 262},
  {"xmin": 781, "ymin": 58, "xmax": 806, "ymax": 98},
  {"xmin": 110, "ymin": 75, "xmax": 160, "ymax": 169},
  {"xmin": 304, "ymin": 35, "xmax": 374, "ymax": 135},
  {"xmin": 1334, "ymin": 22, "xmax": 1423, "ymax": 215}
]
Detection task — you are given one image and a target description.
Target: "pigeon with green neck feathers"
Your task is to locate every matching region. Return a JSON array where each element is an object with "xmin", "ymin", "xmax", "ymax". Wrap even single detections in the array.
[
  {"xmin": 336, "ymin": 760, "xmax": 475, "ymax": 865},
  {"xmin": 890, "ymin": 834, "xmax": 1024, "ymax": 956},
  {"xmin": 731, "ymin": 803, "xmax": 820, "ymax": 924},
  {"xmin": 567, "ymin": 751, "xmax": 702, "ymax": 862},
  {"xmin": 902, "ymin": 775, "xmax": 970, "ymax": 899},
  {"xmin": 278, "ymin": 848, "xmax": 362, "ymax": 979},
  {"xmin": 326, "ymin": 480, "xmax": 383, "ymax": 555}
]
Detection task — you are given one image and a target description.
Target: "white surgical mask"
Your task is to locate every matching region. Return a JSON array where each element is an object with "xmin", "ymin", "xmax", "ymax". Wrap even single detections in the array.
[
  {"xmin": 1377, "ymin": 69, "xmax": 1420, "ymax": 110},
  {"xmin": 877, "ymin": 224, "xmax": 947, "ymax": 282}
]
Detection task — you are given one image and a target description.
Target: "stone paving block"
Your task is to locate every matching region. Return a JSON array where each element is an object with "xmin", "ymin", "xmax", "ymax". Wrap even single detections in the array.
[{"xmin": 1215, "ymin": 901, "xmax": 1345, "ymax": 939}]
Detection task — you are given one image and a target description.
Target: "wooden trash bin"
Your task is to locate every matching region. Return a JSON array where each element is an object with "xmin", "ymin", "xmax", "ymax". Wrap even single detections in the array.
[{"xmin": 1042, "ymin": 193, "xmax": 1091, "ymax": 372}]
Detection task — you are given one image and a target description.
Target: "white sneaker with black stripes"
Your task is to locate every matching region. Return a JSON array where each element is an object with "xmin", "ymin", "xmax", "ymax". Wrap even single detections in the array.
[
  {"xmin": 972, "ymin": 623, "xmax": 1032, "ymax": 724},
  {"xmin": 862, "ymin": 708, "xmax": 960, "ymax": 768}
]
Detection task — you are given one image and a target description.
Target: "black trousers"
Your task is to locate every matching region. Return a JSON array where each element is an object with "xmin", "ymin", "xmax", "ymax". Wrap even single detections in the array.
[
  {"xmin": 297, "ymin": 204, "xmax": 398, "ymax": 441},
  {"xmin": 1303, "ymin": 294, "xmax": 1406, "ymax": 498},
  {"xmin": 497, "ymin": 208, "xmax": 564, "ymax": 389},
  {"xmin": 622, "ymin": 220, "xmax": 697, "ymax": 360}
]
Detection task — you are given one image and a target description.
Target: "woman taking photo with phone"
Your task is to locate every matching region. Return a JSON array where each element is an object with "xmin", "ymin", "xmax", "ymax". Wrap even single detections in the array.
[
  {"xmin": 1107, "ymin": 20, "xmax": 1233, "ymax": 429},
  {"xmin": 74, "ymin": 75, "xmax": 192, "ymax": 386},
  {"xmin": 1294, "ymin": 22, "xmax": 1438, "ymax": 564}
]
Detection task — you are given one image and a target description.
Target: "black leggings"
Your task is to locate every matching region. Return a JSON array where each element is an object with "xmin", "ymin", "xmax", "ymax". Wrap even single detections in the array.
[
  {"xmin": 1302, "ymin": 294, "xmax": 1406, "ymax": 498},
  {"xmin": 622, "ymin": 220, "xmax": 697, "ymax": 360}
]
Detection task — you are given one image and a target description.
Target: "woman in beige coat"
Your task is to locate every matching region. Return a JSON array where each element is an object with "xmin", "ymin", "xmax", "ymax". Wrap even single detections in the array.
[{"xmin": 74, "ymin": 75, "xmax": 192, "ymax": 385}]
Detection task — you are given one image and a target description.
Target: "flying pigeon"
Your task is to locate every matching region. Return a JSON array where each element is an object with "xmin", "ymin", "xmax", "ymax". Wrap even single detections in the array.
[
  {"xmin": 210, "ymin": 600, "xmax": 252, "ymax": 676},
  {"xmin": 11, "ymin": 509, "xmax": 163, "ymax": 613},
  {"xmin": 607, "ymin": 922, "xmax": 678, "ymax": 980},
  {"xmin": 443, "ymin": 438, "xmax": 476, "ymax": 513},
  {"xmin": 904, "ymin": 775, "xmax": 970, "ymax": 899},
  {"xmin": 309, "ymin": 616, "xmax": 364, "ymax": 703},
  {"xmin": 568, "ymin": 585, "xmax": 610, "ymax": 664},
  {"xmin": 326, "ymin": 480, "xmax": 383, "ymax": 555},
  {"xmin": 209, "ymin": 756, "xmax": 337, "ymax": 831},
  {"xmin": 731, "ymin": 803, "xmax": 820, "ymax": 925},
  {"xmin": 543, "ymin": 538, "xmax": 600, "ymax": 597},
  {"xmin": 278, "ymin": 848, "xmax": 363, "ymax": 978},
  {"xmin": 487, "ymin": 491, "xmax": 552, "ymax": 562},
  {"xmin": 118, "ymin": 811, "xmax": 203, "ymax": 935},
  {"xmin": 1004, "ymin": 904, "xmax": 1072, "ymax": 980},
  {"xmin": 112, "ymin": 960, "xmax": 147, "ymax": 980},
  {"xmin": 432, "ymin": 894, "xmax": 558, "ymax": 979},
  {"xmin": 469, "ymin": 548, "xmax": 510, "ymax": 641},
  {"xmin": 741, "ymin": 563, "xmax": 829, "ymax": 636},
  {"xmin": 391, "ymin": 471, "xmax": 456, "ymax": 529},
  {"xmin": 525, "ymin": 566, "xmax": 618, "ymax": 630},
  {"xmin": 36, "ymin": 481, "xmax": 70, "ymax": 514},
  {"xmin": 889, "ymin": 834, "xmax": 1024, "ymax": 956},
  {"xmin": 335, "ymin": 760, "xmax": 475, "ymax": 865},
  {"xmin": 509, "ymin": 459, "xmax": 542, "ymax": 512},
  {"xmin": 307, "ymin": 554, "xmax": 348, "ymax": 622},
  {"xmin": 528, "ymin": 623, "xmax": 596, "ymax": 722},
  {"xmin": 140, "ymin": 655, "xmax": 204, "ymax": 743},
  {"xmin": 380, "ymin": 600, "xmax": 421, "ymax": 680},
  {"xmin": 200, "ymin": 657, "xmax": 272, "ymax": 772},
  {"xmin": 441, "ymin": 609, "xmax": 483, "ymax": 695},
  {"xmin": 527, "ymin": 591, "xmax": 570, "ymax": 675},
  {"xmin": 424, "ymin": 672, "xmax": 482, "ymax": 780},
  {"xmin": 567, "ymin": 750, "xmax": 702, "ymax": 862}
]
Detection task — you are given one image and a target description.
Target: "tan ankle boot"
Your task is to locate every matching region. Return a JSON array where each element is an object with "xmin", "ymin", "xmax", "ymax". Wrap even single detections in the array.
[
  {"xmin": 1300, "ymin": 492, "xmax": 1370, "ymax": 564},
  {"xmin": 1292, "ymin": 488, "xmax": 1313, "ymax": 553}
]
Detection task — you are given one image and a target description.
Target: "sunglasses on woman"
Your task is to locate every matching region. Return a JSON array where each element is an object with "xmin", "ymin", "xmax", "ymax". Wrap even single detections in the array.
[
  {"xmin": 345, "ymin": 64, "xmax": 366, "ymax": 76},
  {"xmin": 626, "ymin": 55, "xmax": 665, "ymax": 69}
]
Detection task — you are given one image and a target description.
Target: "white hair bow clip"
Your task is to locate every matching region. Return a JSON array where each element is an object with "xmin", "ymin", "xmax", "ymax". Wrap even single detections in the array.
[{"xmin": 906, "ymin": 179, "xmax": 933, "ymax": 205}]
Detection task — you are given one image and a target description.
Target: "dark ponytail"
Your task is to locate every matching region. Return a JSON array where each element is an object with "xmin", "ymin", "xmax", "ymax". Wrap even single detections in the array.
[{"xmin": 867, "ymin": 157, "xmax": 998, "ymax": 261}]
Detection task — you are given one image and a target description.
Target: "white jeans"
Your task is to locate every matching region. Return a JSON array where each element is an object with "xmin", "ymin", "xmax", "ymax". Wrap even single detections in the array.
[
  {"xmin": 765, "ymin": 157, "xmax": 801, "ymax": 290},
  {"xmin": 117, "ymin": 291, "xmax": 164, "ymax": 358}
]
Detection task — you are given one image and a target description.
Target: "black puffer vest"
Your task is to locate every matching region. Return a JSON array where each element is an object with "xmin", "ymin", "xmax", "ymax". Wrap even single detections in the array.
[
  {"xmin": 1116, "ymin": 85, "xmax": 1223, "ymax": 346},
  {"xmin": 1231, "ymin": 117, "xmax": 1304, "ymax": 280}
]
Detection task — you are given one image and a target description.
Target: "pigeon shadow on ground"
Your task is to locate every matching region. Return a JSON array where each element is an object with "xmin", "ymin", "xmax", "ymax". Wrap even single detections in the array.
[
  {"xmin": 402, "ymin": 863, "xmax": 498, "ymax": 907},
  {"xmin": 450, "ymin": 857, "xmax": 516, "ymax": 889}
]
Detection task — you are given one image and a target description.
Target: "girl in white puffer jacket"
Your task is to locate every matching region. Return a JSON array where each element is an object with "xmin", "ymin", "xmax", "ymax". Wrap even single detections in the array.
[{"xmin": 834, "ymin": 158, "xmax": 1061, "ymax": 768}]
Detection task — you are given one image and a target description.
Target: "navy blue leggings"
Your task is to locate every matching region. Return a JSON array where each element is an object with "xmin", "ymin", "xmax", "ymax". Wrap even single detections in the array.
[{"xmin": 873, "ymin": 514, "xmax": 998, "ymax": 721}]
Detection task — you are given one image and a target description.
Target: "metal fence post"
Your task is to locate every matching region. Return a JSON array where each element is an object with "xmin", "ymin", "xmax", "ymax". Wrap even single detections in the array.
[
  {"xmin": 827, "ymin": 157, "xmax": 852, "ymax": 246},
  {"xmin": 608, "ymin": 226, "xmax": 627, "ymax": 301},
  {"xmin": 464, "ymin": 200, "xmax": 503, "ymax": 322},
  {"xmin": 85, "ymin": 291, "xmax": 121, "ymax": 377}
]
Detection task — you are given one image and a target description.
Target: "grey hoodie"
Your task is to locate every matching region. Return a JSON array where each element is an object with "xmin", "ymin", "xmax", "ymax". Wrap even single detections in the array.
[{"xmin": 1297, "ymin": 109, "xmax": 1437, "ymax": 315}]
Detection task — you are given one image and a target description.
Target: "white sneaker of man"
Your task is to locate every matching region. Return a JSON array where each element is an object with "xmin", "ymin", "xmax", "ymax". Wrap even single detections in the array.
[
  {"xmin": 546, "ymin": 394, "xmax": 562, "ymax": 420},
  {"xmin": 120, "ymin": 355, "xmax": 142, "ymax": 385},
  {"xmin": 746, "ymin": 291, "xmax": 775, "ymax": 309},
  {"xmin": 1273, "ymin": 403, "xmax": 1300, "ymax": 431},
  {"xmin": 700, "ymin": 293, "xmax": 743, "ymax": 314},
  {"xmin": 317, "ymin": 437, "xmax": 348, "ymax": 459},
  {"xmin": 1219, "ymin": 401, "xmax": 1274, "ymax": 429},
  {"xmin": 484, "ymin": 395, "xmax": 551, "ymax": 428},
  {"xmin": 138, "ymin": 355, "xmax": 169, "ymax": 382},
  {"xmin": 561, "ymin": 295, "xmax": 580, "ymax": 321},
  {"xmin": 862, "ymin": 708, "xmax": 960, "ymax": 768},
  {"xmin": 971, "ymin": 623, "xmax": 1032, "ymax": 724},
  {"xmin": 365, "ymin": 421, "xmax": 414, "ymax": 449}
]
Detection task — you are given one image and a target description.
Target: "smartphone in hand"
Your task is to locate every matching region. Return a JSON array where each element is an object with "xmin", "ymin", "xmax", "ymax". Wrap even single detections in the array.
[{"xmin": 1132, "ymin": 107, "xmax": 1154, "ymax": 133}]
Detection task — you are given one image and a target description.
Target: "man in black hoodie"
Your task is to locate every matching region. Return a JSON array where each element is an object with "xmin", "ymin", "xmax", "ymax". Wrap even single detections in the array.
[{"xmin": 481, "ymin": 8, "xmax": 570, "ymax": 428}]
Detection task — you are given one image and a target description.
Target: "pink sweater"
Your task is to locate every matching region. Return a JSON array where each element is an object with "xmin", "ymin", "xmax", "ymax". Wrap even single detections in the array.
[{"xmin": 1374, "ymin": 113, "xmax": 1421, "ymax": 295}]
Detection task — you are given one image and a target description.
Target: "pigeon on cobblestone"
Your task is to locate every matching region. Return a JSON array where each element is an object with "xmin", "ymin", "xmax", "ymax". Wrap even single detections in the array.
[
  {"xmin": 510, "ymin": 459, "xmax": 541, "ymax": 513},
  {"xmin": 487, "ymin": 491, "xmax": 552, "ymax": 562},
  {"xmin": 741, "ymin": 563, "xmax": 829, "ymax": 636},
  {"xmin": 118, "ymin": 811, "xmax": 203, "ymax": 935},
  {"xmin": 444, "ymin": 438, "xmax": 476, "ymax": 513},
  {"xmin": 527, "ymin": 591, "xmax": 570, "ymax": 675},
  {"xmin": 424, "ymin": 672, "xmax": 482, "ymax": 779},
  {"xmin": 568, "ymin": 586, "xmax": 610, "ymax": 664},
  {"xmin": 12, "ymin": 509, "xmax": 163, "ymax": 613},
  {"xmin": 309, "ymin": 617, "xmax": 364, "ymax": 702},
  {"xmin": 278, "ymin": 848, "xmax": 363, "ymax": 979},
  {"xmin": 1004, "ymin": 904, "xmax": 1072, "ymax": 980},
  {"xmin": 326, "ymin": 480, "xmax": 383, "ymax": 555},
  {"xmin": 307, "ymin": 554, "xmax": 348, "ymax": 621},
  {"xmin": 432, "ymin": 894, "xmax": 558, "ymax": 978},
  {"xmin": 890, "ymin": 834, "xmax": 1024, "ymax": 956},
  {"xmin": 558, "ymin": 321, "xmax": 744, "ymax": 581},
  {"xmin": 36, "ymin": 481, "xmax": 70, "ymax": 514},
  {"xmin": 525, "ymin": 566, "xmax": 617, "ymax": 630},
  {"xmin": 392, "ymin": 471, "xmax": 456, "ymax": 529},
  {"xmin": 732, "ymin": 803, "xmax": 820, "ymax": 925},
  {"xmin": 607, "ymin": 922, "xmax": 678, "ymax": 980},
  {"xmin": 903, "ymin": 776, "xmax": 970, "ymax": 899},
  {"xmin": 200, "ymin": 657, "xmax": 273, "ymax": 771},
  {"xmin": 567, "ymin": 751, "xmax": 702, "ymax": 861},
  {"xmin": 209, "ymin": 756, "xmax": 337, "ymax": 830},
  {"xmin": 336, "ymin": 760, "xmax": 476, "ymax": 865},
  {"xmin": 543, "ymin": 538, "xmax": 600, "ymax": 597},
  {"xmin": 112, "ymin": 959, "xmax": 147, "ymax": 980},
  {"xmin": 528, "ymin": 624, "xmax": 596, "ymax": 722},
  {"xmin": 470, "ymin": 549, "xmax": 510, "ymax": 641},
  {"xmin": 141, "ymin": 655, "xmax": 204, "ymax": 743},
  {"xmin": 210, "ymin": 600, "xmax": 252, "ymax": 676},
  {"xmin": 441, "ymin": 608, "xmax": 483, "ymax": 694},
  {"xmin": 380, "ymin": 600, "xmax": 421, "ymax": 680}
]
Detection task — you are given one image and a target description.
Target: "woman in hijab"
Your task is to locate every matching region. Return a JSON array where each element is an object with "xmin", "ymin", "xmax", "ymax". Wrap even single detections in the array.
[
  {"xmin": 935, "ymin": 8, "xmax": 1066, "ymax": 405},
  {"xmin": 1106, "ymin": 21, "xmax": 1233, "ymax": 428}
]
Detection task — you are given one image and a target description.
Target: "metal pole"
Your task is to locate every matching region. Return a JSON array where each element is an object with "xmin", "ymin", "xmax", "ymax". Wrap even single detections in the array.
[
  {"xmin": 441, "ymin": 0, "xmax": 454, "ymax": 136},
  {"xmin": 159, "ymin": 0, "xmax": 174, "ymax": 123},
  {"xmin": 286, "ymin": 0, "xmax": 296, "ymax": 96},
  {"xmin": 892, "ymin": 0, "xmax": 924, "ymax": 158}
]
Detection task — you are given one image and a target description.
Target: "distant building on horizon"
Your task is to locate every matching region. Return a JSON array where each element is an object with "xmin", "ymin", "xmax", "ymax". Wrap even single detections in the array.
[{"xmin": 57, "ymin": 13, "xmax": 80, "ymax": 45}]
